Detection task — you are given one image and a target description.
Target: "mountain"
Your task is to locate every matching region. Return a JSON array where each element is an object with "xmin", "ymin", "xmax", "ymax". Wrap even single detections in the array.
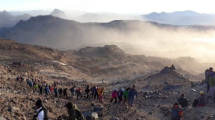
[
  {"xmin": 0, "ymin": 10, "xmax": 31, "ymax": 28},
  {"xmin": 143, "ymin": 10, "xmax": 215, "ymax": 25},
  {"xmin": 50, "ymin": 9, "xmax": 67, "ymax": 19},
  {"xmin": 1, "ymin": 15, "xmax": 215, "ymax": 63}
]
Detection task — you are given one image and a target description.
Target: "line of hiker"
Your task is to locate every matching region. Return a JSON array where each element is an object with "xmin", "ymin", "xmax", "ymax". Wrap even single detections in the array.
[{"xmin": 110, "ymin": 85, "xmax": 138, "ymax": 107}]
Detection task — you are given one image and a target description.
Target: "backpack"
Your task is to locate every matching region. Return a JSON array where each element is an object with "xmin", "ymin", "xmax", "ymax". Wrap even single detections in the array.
[
  {"xmin": 172, "ymin": 108, "xmax": 182, "ymax": 120},
  {"xmin": 192, "ymin": 98, "xmax": 199, "ymax": 107},
  {"xmin": 37, "ymin": 106, "xmax": 49, "ymax": 120}
]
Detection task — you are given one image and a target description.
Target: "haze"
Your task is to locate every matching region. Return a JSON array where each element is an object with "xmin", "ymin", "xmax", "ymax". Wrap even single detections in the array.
[{"xmin": 1, "ymin": 0, "xmax": 215, "ymax": 63}]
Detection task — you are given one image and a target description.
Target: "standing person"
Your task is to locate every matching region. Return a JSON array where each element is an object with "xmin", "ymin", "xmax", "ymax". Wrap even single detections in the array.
[
  {"xmin": 118, "ymin": 88, "xmax": 124, "ymax": 104},
  {"xmin": 39, "ymin": 85, "xmax": 43, "ymax": 95},
  {"xmin": 208, "ymin": 72, "xmax": 215, "ymax": 99},
  {"xmin": 110, "ymin": 89, "xmax": 118, "ymax": 104},
  {"xmin": 33, "ymin": 99, "xmax": 48, "ymax": 120},
  {"xmin": 58, "ymin": 88, "xmax": 63, "ymax": 98},
  {"xmin": 94, "ymin": 87, "xmax": 99, "ymax": 100},
  {"xmin": 76, "ymin": 87, "xmax": 82, "ymax": 99},
  {"xmin": 45, "ymin": 85, "xmax": 50, "ymax": 95},
  {"xmin": 123, "ymin": 87, "xmax": 130, "ymax": 104},
  {"xmin": 33, "ymin": 83, "xmax": 39, "ymax": 94},
  {"xmin": 128, "ymin": 85, "xmax": 138, "ymax": 107},
  {"xmin": 198, "ymin": 91, "xmax": 206, "ymax": 106},
  {"xmin": 90, "ymin": 86, "xmax": 96, "ymax": 98},
  {"xmin": 98, "ymin": 87, "xmax": 104, "ymax": 102},
  {"xmin": 54, "ymin": 87, "xmax": 58, "ymax": 98},
  {"xmin": 206, "ymin": 67, "xmax": 213, "ymax": 93},
  {"xmin": 70, "ymin": 85, "xmax": 76, "ymax": 99},
  {"xmin": 63, "ymin": 88, "xmax": 68, "ymax": 99},
  {"xmin": 85, "ymin": 85, "xmax": 90, "ymax": 99},
  {"xmin": 49, "ymin": 85, "xmax": 54, "ymax": 98}
]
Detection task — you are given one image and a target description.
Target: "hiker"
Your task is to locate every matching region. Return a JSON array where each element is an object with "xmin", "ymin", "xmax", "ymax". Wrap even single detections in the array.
[
  {"xmin": 98, "ymin": 87, "xmax": 104, "ymax": 102},
  {"xmin": 63, "ymin": 88, "xmax": 68, "ymax": 99},
  {"xmin": 39, "ymin": 85, "xmax": 43, "ymax": 95},
  {"xmin": 76, "ymin": 87, "xmax": 83, "ymax": 99},
  {"xmin": 94, "ymin": 86, "xmax": 99, "ymax": 100},
  {"xmin": 110, "ymin": 89, "xmax": 118, "ymax": 104},
  {"xmin": 45, "ymin": 85, "xmax": 50, "ymax": 95},
  {"xmin": 128, "ymin": 85, "xmax": 138, "ymax": 107},
  {"xmin": 58, "ymin": 88, "xmax": 63, "ymax": 98},
  {"xmin": 118, "ymin": 88, "xmax": 124, "ymax": 104},
  {"xmin": 29, "ymin": 80, "xmax": 33, "ymax": 87},
  {"xmin": 85, "ymin": 85, "xmax": 90, "ymax": 99},
  {"xmin": 171, "ymin": 102, "xmax": 184, "ymax": 120},
  {"xmin": 33, "ymin": 99, "xmax": 48, "ymax": 120},
  {"xmin": 90, "ymin": 86, "xmax": 96, "ymax": 98},
  {"xmin": 65, "ymin": 101, "xmax": 85, "ymax": 120},
  {"xmin": 70, "ymin": 85, "xmax": 76, "ymax": 98},
  {"xmin": 54, "ymin": 87, "xmax": 58, "ymax": 97},
  {"xmin": 33, "ymin": 83, "xmax": 39, "ymax": 93},
  {"xmin": 123, "ymin": 87, "xmax": 130, "ymax": 104},
  {"xmin": 198, "ymin": 91, "xmax": 206, "ymax": 106},
  {"xmin": 177, "ymin": 94, "xmax": 189, "ymax": 108},
  {"xmin": 207, "ymin": 72, "xmax": 215, "ymax": 98},
  {"xmin": 206, "ymin": 67, "xmax": 213, "ymax": 93},
  {"xmin": 49, "ymin": 85, "xmax": 54, "ymax": 97}
]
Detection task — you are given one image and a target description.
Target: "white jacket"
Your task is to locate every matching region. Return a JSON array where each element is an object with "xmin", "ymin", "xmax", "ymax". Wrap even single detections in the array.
[{"xmin": 37, "ymin": 107, "xmax": 44, "ymax": 120}]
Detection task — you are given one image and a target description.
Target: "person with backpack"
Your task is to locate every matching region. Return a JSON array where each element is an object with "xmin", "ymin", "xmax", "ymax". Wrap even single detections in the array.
[
  {"xmin": 128, "ymin": 85, "xmax": 138, "ymax": 107},
  {"xmin": 33, "ymin": 99, "xmax": 49, "ymax": 120},
  {"xmin": 198, "ymin": 91, "xmax": 206, "ymax": 106},
  {"xmin": 118, "ymin": 88, "xmax": 124, "ymax": 104},
  {"xmin": 65, "ymin": 101, "xmax": 85, "ymax": 120},
  {"xmin": 171, "ymin": 102, "xmax": 184, "ymax": 120},
  {"xmin": 123, "ymin": 87, "xmax": 130, "ymax": 104},
  {"xmin": 177, "ymin": 94, "xmax": 189, "ymax": 108},
  {"xmin": 110, "ymin": 89, "xmax": 118, "ymax": 104},
  {"xmin": 207, "ymin": 72, "xmax": 215, "ymax": 98},
  {"xmin": 85, "ymin": 85, "xmax": 90, "ymax": 99}
]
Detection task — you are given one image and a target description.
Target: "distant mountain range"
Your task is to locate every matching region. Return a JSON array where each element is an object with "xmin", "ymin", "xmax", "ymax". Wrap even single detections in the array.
[
  {"xmin": 2, "ymin": 9, "xmax": 215, "ymax": 28},
  {"xmin": 143, "ymin": 10, "xmax": 215, "ymax": 25},
  {"xmin": 0, "ymin": 10, "xmax": 31, "ymax": 27}
]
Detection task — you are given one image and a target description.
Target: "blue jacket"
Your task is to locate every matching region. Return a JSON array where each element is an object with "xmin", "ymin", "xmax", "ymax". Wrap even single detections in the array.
[{"xmin": 128, "ymin": 89, "xmax": 137, "ymax": 98}]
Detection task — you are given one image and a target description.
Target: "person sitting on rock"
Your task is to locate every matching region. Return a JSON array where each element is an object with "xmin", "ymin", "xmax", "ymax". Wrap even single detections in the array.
[
  {"xmin": 198, "ymin": 91, "xmax": 206, "ymax": 107},
  {"xmin": 65, "ymin": 101, "xmax": 85, "ymax": 120},
  {"xmin": 177, "ymin": 94, "xmax": 189, "ymax": 108},
  {"xmin": 171, "ymin": 102, "xmax": 184, "ymax": 120}
]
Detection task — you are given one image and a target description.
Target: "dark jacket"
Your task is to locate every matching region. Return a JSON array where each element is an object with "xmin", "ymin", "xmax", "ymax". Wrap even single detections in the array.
[{"xmin": 177, "ymin": 97, "xmax": 188, "ymax": 108}]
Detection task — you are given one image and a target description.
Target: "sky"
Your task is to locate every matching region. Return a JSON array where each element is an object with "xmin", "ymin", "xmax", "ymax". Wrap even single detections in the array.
[{"xmin": 1, "ymin": 0, "xmax": 215, "ymax": 14}]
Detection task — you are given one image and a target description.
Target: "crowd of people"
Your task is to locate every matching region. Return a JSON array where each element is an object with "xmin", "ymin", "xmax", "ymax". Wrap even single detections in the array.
[
  {"xmin": 16, "ymin": 76, "xmax": 138, "ymax": 120},
  {"xmin": 16, "ymin": 65, "xmax": 215, "ymax": 120}
]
